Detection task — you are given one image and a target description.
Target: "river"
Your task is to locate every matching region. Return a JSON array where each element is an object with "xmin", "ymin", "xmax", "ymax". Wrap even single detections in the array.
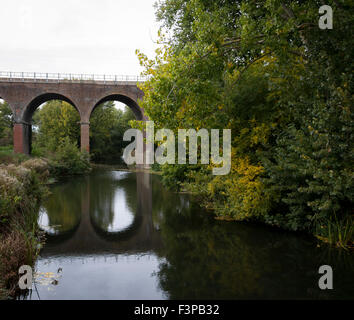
[{"xmin": 23, "ymin": 170, "xmax": 353, "ymax": 300}]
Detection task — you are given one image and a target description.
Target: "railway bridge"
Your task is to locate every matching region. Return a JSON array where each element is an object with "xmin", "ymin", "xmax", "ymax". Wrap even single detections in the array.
[{"xmin": 0, "ymin": 71, "xmax": 147, "ymax": 154}]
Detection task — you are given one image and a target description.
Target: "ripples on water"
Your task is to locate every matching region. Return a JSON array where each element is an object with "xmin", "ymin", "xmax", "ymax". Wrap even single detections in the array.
[{"xmin": 22, "ymin": 170, "xmax": 354, "ymax": 300}]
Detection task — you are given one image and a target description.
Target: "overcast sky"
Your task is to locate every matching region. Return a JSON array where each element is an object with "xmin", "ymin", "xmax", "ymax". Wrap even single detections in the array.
[{"xmin": 0, "ymin": 0, "xmax": 160, "ymax": 76}]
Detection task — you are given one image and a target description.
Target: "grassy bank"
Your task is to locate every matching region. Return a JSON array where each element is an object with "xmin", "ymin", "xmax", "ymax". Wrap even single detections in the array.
[
  {"xmin": 0, "ymin": 143, "xmax": 91, "ymax": 299},
  {"xmin": 0, "ymin": 146, "xmax": 28, "ymax": 165},
  {"xmin": 0, "ymin": 158, "xmax": 49, "ymax": 299}
]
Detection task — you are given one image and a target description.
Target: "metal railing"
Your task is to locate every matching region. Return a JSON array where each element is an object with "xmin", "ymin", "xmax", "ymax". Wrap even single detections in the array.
[{"xmin": 0, "ymin": 71, "xmax": 147, "ymax": 83}]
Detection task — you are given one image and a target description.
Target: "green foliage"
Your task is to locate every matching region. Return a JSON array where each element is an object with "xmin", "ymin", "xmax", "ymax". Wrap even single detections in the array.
[
  {"xmin": 161, "ymin": 163, "xmax": 195, "ymax": 191},
  {"xmin": 0, "ymin": 161, "xmax": 49, "ymax": 222},
  {"xmin": 32, "ymin": 100, "xmax": 135, "ymax": 164},
  {"xmin": 32, "ymin": 100, "xmax": 80, "ymax": 153},
  {"xmin": 90, "ymin": 103, "xmax": 135, "ymax": 163},
  {"xmin": 315, "ymin": 215, "xmax": 354, "ymax": 249},
  {"xmin": 138, "ymin": 0, "xmax": 353, "ymax": 247},
  {"xmin": 0, "ymin": 161, "xmax": 49, "ymax": 298},
  {"xmin": 48, "ymin": 137, "xmax": 91, "ymax": 177},
  {"xmin": 0, "ymin": 100, "xmax": 13, "ymax": 146},
  {"xmin": 32, "ymin": 100, "xmax": 137, "ymax": 175}
]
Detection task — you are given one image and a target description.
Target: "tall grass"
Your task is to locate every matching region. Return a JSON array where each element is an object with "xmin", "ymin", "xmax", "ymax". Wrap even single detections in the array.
[
  {"xmin": 0, "ymin": 145, "xmax": 29, "ymax": 165},
  {"xmin": 315, "ymin": 215, "xmax": 354, "ymax": 250},
  {"xmin": 0, "ymin": 159, "xmax": 49, "ymax": 299}
]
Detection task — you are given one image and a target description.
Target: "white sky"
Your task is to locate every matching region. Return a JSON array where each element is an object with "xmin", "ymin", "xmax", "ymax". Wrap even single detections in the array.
[{"xmin": 0, "ymin": 0, "xmax": 160, "ymax": 76}]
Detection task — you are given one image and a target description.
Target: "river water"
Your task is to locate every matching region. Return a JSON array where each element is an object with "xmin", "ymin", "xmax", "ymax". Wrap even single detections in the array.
[{"xmin": 25, "ymin": 170, "xmax": 353, "ymax": 300}]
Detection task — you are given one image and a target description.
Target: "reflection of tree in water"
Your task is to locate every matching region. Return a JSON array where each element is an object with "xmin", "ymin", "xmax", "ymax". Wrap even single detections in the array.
[
  {"xmin": 153, "ymin": 187, "xmax": 354, "ymax": 299},
  {"xmin": 41, "ymin": 177, "xmax": 83, "ymax": 233},
  {"xmin": 41, "ymin": 172, "xmax": 354, "ymax": 299},
  {"xmin": 89, "ymin": 171, "xmax": 137, "ymax": 232},
  {"xmin": 150, "ymin": 174, "xmax": 190, "ymax": 231}
]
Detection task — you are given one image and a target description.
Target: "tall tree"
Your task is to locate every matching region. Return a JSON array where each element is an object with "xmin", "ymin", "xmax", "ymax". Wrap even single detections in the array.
[{"xmin": 137, "ymin": 0, "xmax": 353, "ymax": 245}]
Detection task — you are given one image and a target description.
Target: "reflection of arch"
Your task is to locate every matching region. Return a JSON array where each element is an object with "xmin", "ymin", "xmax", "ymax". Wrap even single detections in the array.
[
  {"xmin": 23, "ymin": 93, "xmax": 78, "ymax": 123},
  {"xmin": 90, "ymin": 209, "xmax": 143, "ymax": 242},
  {"xmin": 38, "ymin": 171, "xmax": 157, "ymax": 256},
  {"xmin": 90, "ymin": 94, "xmax": 143, "ymax": 120},
  {"xmin": 89, "ymin": 171, "xmax": 142, "ymax": 242},
  {"xmin": 41, "ymin": 221, "xmax": 81, "ymax": 245}
]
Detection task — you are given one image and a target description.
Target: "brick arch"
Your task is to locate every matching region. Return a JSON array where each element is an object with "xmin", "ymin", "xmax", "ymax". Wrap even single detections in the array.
[
  {"xmin": 0, "ymin": 77, "xmax": 145, "ymax": 154},
  {"xmin": 18, "ymin": 93, "xmax": 81, "ymax": 154},
  {"xmin": 0, "ymin": 94, "xmax": 14, "ymax": 113},
  {"xmin": 89, "ymin": 93, "xmax": 145, "ymax": 121},
  {"xmin": 23, "ymin": 92, "xmax": 80, "ymax": 123}
]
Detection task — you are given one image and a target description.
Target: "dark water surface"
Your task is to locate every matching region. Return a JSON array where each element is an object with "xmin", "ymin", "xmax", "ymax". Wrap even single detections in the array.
[{"xmin": 26, "ymin": 170, "xmax": 353, "ymax": 299}]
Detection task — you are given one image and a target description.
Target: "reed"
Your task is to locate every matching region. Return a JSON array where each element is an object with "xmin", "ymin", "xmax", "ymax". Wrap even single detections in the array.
[{"xmin": 316, "ymin": 214, "xmax": 354, "ymax": 250}]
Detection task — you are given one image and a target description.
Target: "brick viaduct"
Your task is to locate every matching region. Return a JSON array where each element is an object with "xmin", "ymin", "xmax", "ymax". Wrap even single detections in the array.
[{"xmin": 0, "ymin": 74, "xmax": 147, "ymax": 154}]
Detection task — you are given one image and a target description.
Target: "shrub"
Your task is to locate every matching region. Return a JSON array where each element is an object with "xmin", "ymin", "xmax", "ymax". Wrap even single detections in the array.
[
  {"xmin": 0, "ymin": 163, "xmax": 47, "ymax": 298},
  {"xmin": 183, "ymin": 156, "xmax": 272, "ymax": 220},
  {"xmin": 161, "ymin": 164, "xmax": 191, "ymax": 191},
  {"xmin": 0, "ymin": 146, "xmax": 29, "ymax": 165},
  {"xmin": 208, "ymin": 157, "xmax": 271, "ymax": 220},
  {"xmin": 48, "ymin": 137, "xmax": 91, "ymax": 177},
  {"xmin": 22, "ymin": 158, "xmax": 50, "ymax": 181},
  {"xmin": 0, "ymin": 164, "xmax": 48, "ymax": 227},
  {"xmin": 0, "ymin": 168, "xmax": 22, "ymax": 222}
]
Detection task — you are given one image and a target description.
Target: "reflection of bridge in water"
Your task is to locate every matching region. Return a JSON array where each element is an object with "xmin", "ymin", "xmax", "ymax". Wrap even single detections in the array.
[{"xmin": 41, "ymin": 172, "xmax": 163, "ymax": 257}]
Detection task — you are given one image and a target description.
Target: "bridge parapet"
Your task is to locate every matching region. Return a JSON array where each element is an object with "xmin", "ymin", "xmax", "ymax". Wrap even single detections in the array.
[{"xmin": 0, "ymin": 71, "xmax": 147, "ymax": 84}]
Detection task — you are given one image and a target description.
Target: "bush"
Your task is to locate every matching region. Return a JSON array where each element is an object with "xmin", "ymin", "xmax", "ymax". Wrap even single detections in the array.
[
  {"xmin": 48, "ymin": 137, "xmax": 91, "ymax": 177},
  {"xmin": 161, "ymin": 163, "xmax": 196, "ymax": 191},
  {"xmin": 0, "ymin": 167, "xmax": 22, "ymax": 222},
  {"xmin": 0, "ymin": 163, "xmax": 48, "ymax": 225},
  {"xmin": 0, "ymin": 163, "xmax": 48, "ymax": 298},
  {"xmin": 262, "ymin": 96, "xmax": 353, "ymax": 236},
  {"xmin": 209, "ymin": 157, "xmax": 271, "ymax": 220},
  {"xmin": 0, "ymin": 146, "xmax": 29, "ymax": 165},
  {"xmin": 182, "ymin": 156, "xmax": 272, "ymax": 220},
  {"xmin": 22, "ymin": 158, "xmax": 50, "ymax": 181}
]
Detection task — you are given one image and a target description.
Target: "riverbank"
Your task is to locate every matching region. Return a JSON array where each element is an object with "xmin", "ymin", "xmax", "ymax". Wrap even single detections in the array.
[
  {"xmin": 152, "ymin": 165, "xmax": 353, "ymax": 250},
  {"xmin": 0, "ymin": 158, "xmax": 50, "ymax": 299},
  {"xmin": 0, "ymin": 144, "xmax": 91, "ymax": 299}
]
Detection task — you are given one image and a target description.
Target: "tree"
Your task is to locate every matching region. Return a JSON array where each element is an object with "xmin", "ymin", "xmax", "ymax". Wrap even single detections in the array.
[
  {"xmin": 137, "ymin": 0, "xmax": 353, "ymax": 246},
  {"xmin": 90, "ymin": 103, "xmax": 135, "ymax": 163},
  {"xmin": 0, "ymin": 100, "xmax": 13, "ymax": 145},
  {"xmin": 33, "ymin": 100, "xmax": 136, "ymax": 164},
  {"xmin": 32, "ymin": 100, "xmax": 80, "ymax": 153}
]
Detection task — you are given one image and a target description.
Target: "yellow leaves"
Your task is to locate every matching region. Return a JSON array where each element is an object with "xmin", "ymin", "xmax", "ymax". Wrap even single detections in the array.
[
  {"xmin": 234, "ymin": 120, "xmax": 271, "ymax": 153},
  {"xmin": 207, "ymin": 154, "xmax": 270, "ymax": 221},
  {"xmin": 249, "ymin": 123, "xmax": 270, "ymax": 146},
  {"xmin": 231, "ymin": 155, "xmax": 264, "ymax": 179},
  {"xmin": 240, "ymin": 127, "xmax": 249, "ymax": 135}
]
